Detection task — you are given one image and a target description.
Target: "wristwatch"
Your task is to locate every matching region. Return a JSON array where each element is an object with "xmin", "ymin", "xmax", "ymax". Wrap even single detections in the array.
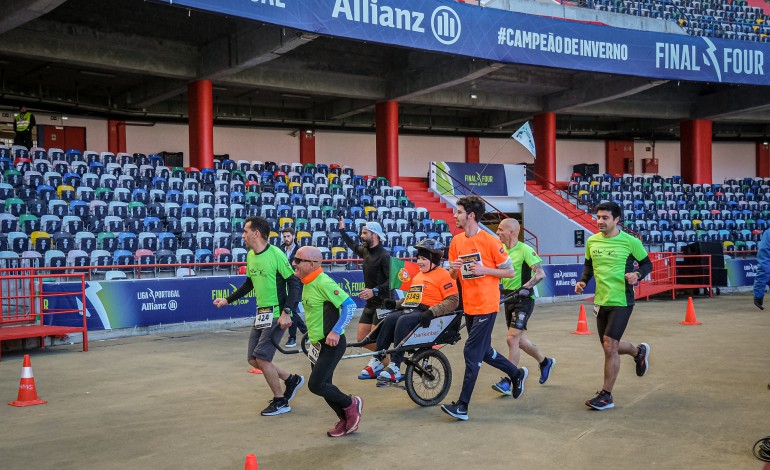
[
  {"xmin": 282, "ymin": 307, "xmax": 292, "ymax": 316},
  {"xmin": 372, "ymin": 288, "xmax": 379, "ymax": 296}
]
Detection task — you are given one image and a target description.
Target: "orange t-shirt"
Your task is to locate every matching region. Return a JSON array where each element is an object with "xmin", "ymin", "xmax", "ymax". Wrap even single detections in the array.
[
  {"xmin": 449, "ymin": 230, "xmax": 511, "ymax": 315},
  {"xmin": 401, "ymin": 267, "xmax": 458, "ymax": 309}
]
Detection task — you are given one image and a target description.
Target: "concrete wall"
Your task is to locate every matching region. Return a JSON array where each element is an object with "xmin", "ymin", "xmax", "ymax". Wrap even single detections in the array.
[{"xmin": 523, "ymin": 191, "xmax": 592, "ymax": 256}]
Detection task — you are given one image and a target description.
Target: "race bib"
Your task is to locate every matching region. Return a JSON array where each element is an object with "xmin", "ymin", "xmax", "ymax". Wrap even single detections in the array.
[
  {"xmin": 308, "ymin": 343, "xmax": 321, "ymax": 364},
  {"xmin": 402, "ymin": 285, "xmax": 424, "ymax": 308},
  {"xmin": 254, "ymin": 306, "xmax": 274, "ymax": 329},
  {"xmin": 459, "ymin": 252, "xmax": 484, "ymax": 279}
]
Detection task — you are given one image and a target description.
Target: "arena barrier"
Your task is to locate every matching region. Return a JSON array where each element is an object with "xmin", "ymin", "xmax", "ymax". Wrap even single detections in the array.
[{"xmin": 0, "ymin": 268, "xmax": 88, "ymax": 361}]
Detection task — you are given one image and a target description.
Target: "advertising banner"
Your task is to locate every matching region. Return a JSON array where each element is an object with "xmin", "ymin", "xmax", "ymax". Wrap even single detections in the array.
[
  {"xmin": 538, "ymin": 263, "xmax": 595, "ymax": 297},
  {"xmin": 159, "ymin": 0, "xmax": 768, "ymax": 85},
  {"xmin": 433, "ymin": 161, "xmax": 509, "ymax": 196},
  {"xmin": 726, "ymin": 258, "xmax": 759, "ymax": 287},
  {"xmin": 44, "ymin": 272, "xmax": 368, "ymax": 331}
]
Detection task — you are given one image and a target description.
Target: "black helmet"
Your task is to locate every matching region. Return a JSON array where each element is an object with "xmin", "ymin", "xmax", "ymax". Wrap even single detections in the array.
[{"xmin": 414, "ymin": 239, "xmax": 445, "ymax": 266}]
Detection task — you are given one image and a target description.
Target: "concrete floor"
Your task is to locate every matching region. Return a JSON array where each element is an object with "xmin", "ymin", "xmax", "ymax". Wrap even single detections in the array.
[{"xmin": 1, "ymin": 292, "xmax": 769, "ymax": 470}]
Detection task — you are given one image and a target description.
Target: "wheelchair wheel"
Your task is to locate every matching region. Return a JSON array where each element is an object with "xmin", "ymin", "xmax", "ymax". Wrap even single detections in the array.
[
  {"xmin": 405, "ymin": 348, "xmax": 452, "ymax": 407},
  {"xmin": 300, "ymin": 332, "xmax": 309, "ymax": 356}
]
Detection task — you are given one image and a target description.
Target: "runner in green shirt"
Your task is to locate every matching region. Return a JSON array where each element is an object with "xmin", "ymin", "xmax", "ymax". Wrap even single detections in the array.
[
  {"xmin": 213, "ymin": 216, "xmax": 305, "ymax": 417},
  {"xmin": 491, "ymin": 219, "xmax": 556, "ymax": 397},
  {"xmin": 575, "ymin": 202, "xmax": 653, "ymax": 411},
  {"xmin": 293, "ymin": 246, "xmax": 362, "ymax": 438}
]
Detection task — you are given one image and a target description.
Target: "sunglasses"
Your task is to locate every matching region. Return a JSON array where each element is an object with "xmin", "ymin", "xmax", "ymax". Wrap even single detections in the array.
[{"xmin": 293, "ymin": 258, "xmax": 317, "ymax": 264}]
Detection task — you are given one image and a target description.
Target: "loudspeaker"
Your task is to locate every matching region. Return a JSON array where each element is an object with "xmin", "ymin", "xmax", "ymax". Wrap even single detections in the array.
[
  {"xmin": 682, "ymin": 242, "xmax": 723, "ymax": 256},
  {"xmin": 712, "ymin": 268, "xmax": 728, "ymax": 287},
  {"xmin": 573, "ymin": 163, "xmax": 600, "ymax": 176}
]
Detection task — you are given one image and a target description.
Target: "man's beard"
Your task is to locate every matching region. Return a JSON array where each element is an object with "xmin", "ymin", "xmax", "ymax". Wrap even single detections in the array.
[{"xmin": 362, "ymin": 238, "xmax": 372, "ymax": 249}]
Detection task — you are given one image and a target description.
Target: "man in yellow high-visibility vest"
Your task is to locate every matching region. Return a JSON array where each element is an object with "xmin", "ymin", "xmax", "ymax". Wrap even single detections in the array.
[{"xmin": 13, "ymin": 105, "xmax": 36, "ymax": 150}]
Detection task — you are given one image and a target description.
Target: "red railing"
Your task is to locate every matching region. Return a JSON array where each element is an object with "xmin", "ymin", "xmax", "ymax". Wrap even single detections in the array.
[
  {"xmin": 635, "ymin": 252, "xmax": 713, "ymax": 300},
  {"xmin": 0, "ymin": 268, "xmax": 88, "ymax": 360}
]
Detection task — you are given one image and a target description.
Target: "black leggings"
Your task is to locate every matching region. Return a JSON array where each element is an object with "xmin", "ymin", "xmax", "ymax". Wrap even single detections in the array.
[{"xmin": 308, "ymin": 335, "xmax": 353, "ymax": 419}]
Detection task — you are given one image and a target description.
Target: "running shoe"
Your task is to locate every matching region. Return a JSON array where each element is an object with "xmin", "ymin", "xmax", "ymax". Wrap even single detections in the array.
[
  {"xmin": 539, "ymin": 357, "xmax": 556, "ymax": 384},
  {"xmin": 285, "ymin": 338, "xmax": 297, "ymax": 348},
  {"xmin": 512, "ymin": 367, "xmax": 528, "ymax": 399},
  {"xmin": 585, "ymin": 390, "xmax": 614, "ymax": 410},
  {"xmin": 283, "ymin": 374, "xmax": 305, "ymax": 402},
  {"xmin": 635, "ymin": 343, "xmax": 650, "ymax": 377},
  {"xmin": 343, "ymin": 396, "xmax": 363, "ymax": 434},
  {"xmin": 491, "ymin": 377, "xmax": 512, "ymax": 396},
  {"xmin": 261, "ymin": 397, "xmax": 291, "ymax": 416},
  {"xmin": 377, "ymin": 363, "xmax": 403, "ymax": 382},
  {"xmin": 327, "ymin": 419, "xmax": 347, "ymax": 438},
  {"xmin": 358, "ymin": 357, "xmax": 384, "ymax": 379},
  {"xmin": 440, "ymin": 401, "xmax": 468, "ymax": 421}
]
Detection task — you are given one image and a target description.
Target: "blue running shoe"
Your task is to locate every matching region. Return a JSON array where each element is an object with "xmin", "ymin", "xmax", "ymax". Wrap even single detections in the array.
[
  {"xmin": 539, "ymin": 357, "xmax": 556, "ymax": 384},
  {"xmin": 491, "ymin": 377, "xmax": 512, "ymax": 396}
]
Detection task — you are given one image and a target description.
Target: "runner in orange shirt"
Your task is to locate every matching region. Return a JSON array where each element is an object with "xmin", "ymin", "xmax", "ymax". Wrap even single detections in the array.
[{"xmin": 440, "ymin": 196, "xmax": 528, "ymax": 421}]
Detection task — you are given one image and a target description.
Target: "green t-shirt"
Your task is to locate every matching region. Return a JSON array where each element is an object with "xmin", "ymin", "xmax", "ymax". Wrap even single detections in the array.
[
  {"xmin": 584, "ymin": 230, "xmax": 648, "ymax": 307},
  {"xmin": 246, "ymin": 245, "xmax": 295, "ymax": 317},
  {"xmin": 501, "ymin": 241, "xmax": 542, "ymax": 298},
  {"xmin": 302, "ymin": 271, "xmax": 350, "ymax": 343}
]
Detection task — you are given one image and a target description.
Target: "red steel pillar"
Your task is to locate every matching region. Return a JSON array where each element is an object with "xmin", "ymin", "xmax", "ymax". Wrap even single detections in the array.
[
  {"xmin": 107, "ymin": 120, "xmax": 126, "ymax": 155},
  {"xmin": 375, "ymin": 101, "xmax": 399, "ymax": 185},
  {"xmin": 533, "ymin": 113, "xmax": 556, "ymax": 184},
  {"xmin": 757, "ymin": 141, "xmax": 770, "ymax": 178},
  {"xmin": 465, "ymin": 136, "xmax": 480, "ymax": 163},
  {"xmin": 680, "ymin": 120, "xmax": 712, "ymax": 184},
  {"xmin": 188, "ymin": 80, "xmax": 214, "ymax": 170},
  {"xmin": 299, "ymin": 129, "xmax": 316, "ymax": 166}
]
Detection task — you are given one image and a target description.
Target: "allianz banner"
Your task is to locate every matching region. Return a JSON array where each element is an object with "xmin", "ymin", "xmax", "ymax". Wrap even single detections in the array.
[
  {"xmin": 159, "ymin": 0, "xmax": 768, "ymax": 86},
  {"xmin": 538, "ymin": 264, "xmax": 595, "ymax": 297},
  {"xmin": 433, "ymin": 162, "xmax": 508, "ymax": 196},
  {"xmin": 43, "ymin": 272, "xmax": 366, "ymax": 331}
]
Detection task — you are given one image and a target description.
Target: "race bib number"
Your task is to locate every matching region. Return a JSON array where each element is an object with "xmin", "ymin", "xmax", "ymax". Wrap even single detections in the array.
[
  {"xmin": 459, "ymin": 252, "xmax": 484, "ymax": 279},
  {"xmin": 402, "ymin": 285, "xmax": 424, "ymax": 308},
  {"xmin": 254, "ymin": 307, "xmax": 273, "ymax": 329},
  {"xmin": 308, "ymin": 343, "xmax": 321, "ymax": 364}
]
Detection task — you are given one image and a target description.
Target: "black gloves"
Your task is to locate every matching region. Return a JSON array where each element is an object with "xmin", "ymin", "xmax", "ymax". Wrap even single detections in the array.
[
  {"xmin": 383, "ymin": 299, "xmax": 397, "ymax": 309},
  {"xmin": 516, "ymin": 287, "xmax": 532, "ymax": 299},
  {"xmin": 419, "ymin": 309, "xmax": 434, "ymax": 328},
  {"xmin": 755, "ymin": 297, "xmax": 764, "ymax": 310}
]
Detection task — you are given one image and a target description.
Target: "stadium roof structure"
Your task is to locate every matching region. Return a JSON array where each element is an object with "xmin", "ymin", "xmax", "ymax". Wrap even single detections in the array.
[{"xmin": 1, "ymin": 0, "xmax": 769, "ymax": 141}]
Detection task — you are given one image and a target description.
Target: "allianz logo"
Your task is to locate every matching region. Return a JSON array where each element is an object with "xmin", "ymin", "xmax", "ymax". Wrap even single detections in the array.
[{"xmin": 332, "ymin": 1, "xmax": 461, "ymax": 45}]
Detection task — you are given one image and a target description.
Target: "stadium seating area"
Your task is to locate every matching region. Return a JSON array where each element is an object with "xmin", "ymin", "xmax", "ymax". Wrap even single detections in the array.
[
  {"xmin": 588, "ymin": 0, "xmax": 769, "ymax": 41},
  {"xmin": 568, "ymin": 172, "xmax": 767, "ymax": 252},
  {"xmin": 0, "ymin": 145, "xmax": 454, "ymax": 277}
]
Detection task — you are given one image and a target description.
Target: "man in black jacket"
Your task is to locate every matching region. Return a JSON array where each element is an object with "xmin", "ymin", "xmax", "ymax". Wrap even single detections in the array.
[
  {"xmin": 338, "ymin": 217, "xmax": 391, "ymax": 379},
  {"xmin": 282, "ymin": 227, "xmax": 308, "ymax": 348}
]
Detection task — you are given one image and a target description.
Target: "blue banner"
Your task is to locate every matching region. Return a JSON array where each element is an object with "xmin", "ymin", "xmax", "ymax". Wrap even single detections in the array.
[
  {"xmin": 726, "ymin": 258, "xmax": 759, "ymax": 287},
  {"xmin": 43, "ymin": 272, "xmax": 369, "ymax": 331},
  {"xmin": 539, "ymin": 263, "xmax": 595, "ymax": 297},
  {"xmin": 158, "ymin": 0, "xmax": 768, "ymax": 85}
]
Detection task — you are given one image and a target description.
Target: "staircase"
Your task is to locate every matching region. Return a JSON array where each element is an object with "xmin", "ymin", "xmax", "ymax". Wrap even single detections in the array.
[
  {"xmin": 525, "ymin": 181, "xmax": 596, "ymax": 233},
  {"xmin": 399, "ymin": 176, "xmax": 460, "ymax": 234}
]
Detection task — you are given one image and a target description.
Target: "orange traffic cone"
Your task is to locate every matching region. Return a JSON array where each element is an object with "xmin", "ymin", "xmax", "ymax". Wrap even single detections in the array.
[
  {"xmin": 8, "ymin": 354, "xmax": 47, "ymax": 407},
  {"xmin": 244, "ymin": 454, "xmax": 258, "ymax": 470},
  {"xmin": 680, "ymin": 297, "xmax": 702, "ymax": 325},
  {"xmin": 247, "ymin": 368, "xmax": 263, "ymax": 374},
  {"xmin": 571, "ymin": 304, "xmax": 593, "ymax": 335}
]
